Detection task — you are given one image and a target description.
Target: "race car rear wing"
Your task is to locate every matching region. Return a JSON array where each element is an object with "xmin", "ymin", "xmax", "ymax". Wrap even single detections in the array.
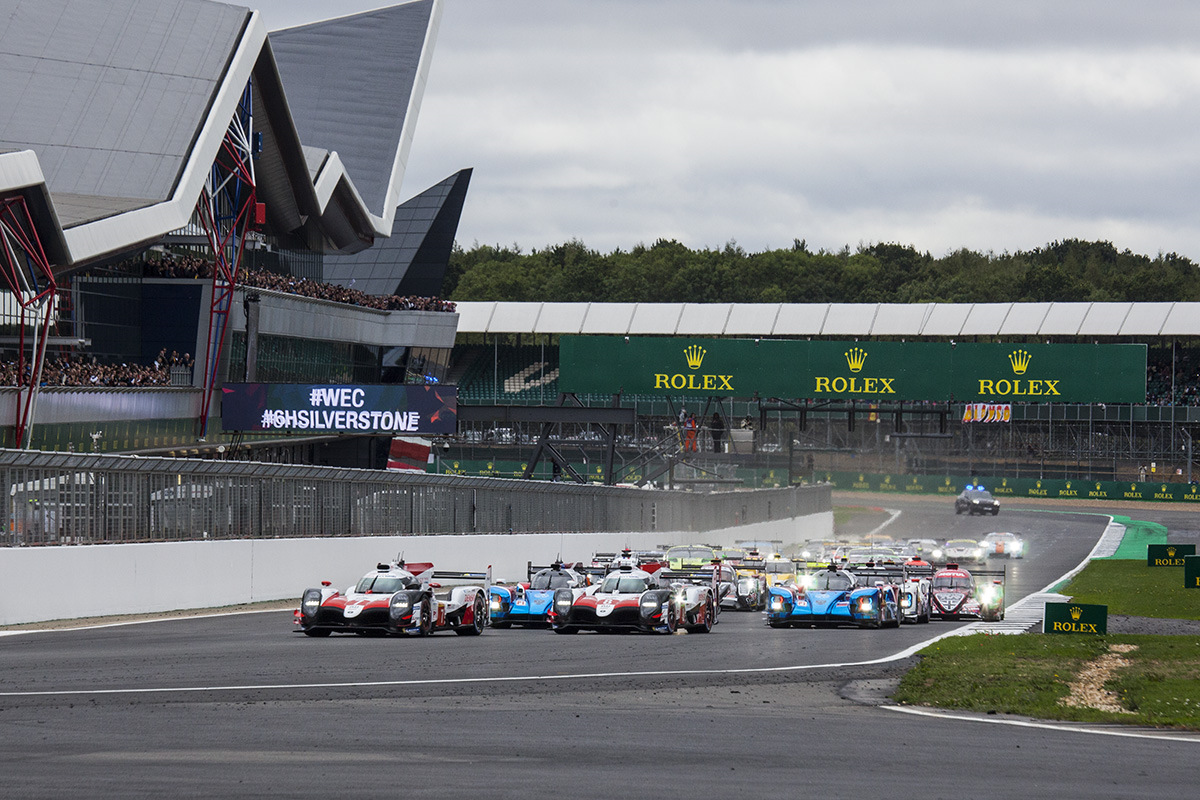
[{"xmin": 656, "ymin": 566, "xmax": 719, "ymax": 590}]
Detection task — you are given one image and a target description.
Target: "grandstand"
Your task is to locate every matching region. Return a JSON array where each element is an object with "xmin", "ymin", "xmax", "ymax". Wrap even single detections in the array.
[{"xmin": 1, "ymin": 0, "xmax": 468, "ymax": 460}]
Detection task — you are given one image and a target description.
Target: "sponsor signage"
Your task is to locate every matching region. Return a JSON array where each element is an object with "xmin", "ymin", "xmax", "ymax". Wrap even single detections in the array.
[
  {"xmin": 962, "ymin": 404, "xmax": 1011, "ymax": 423},
  {"xmin": 821, "ymin": 471, "xmax": 1200, "ymax": 504},
  {"xmin": 1044, "ymin": 602, "xmax": 1108, "ymax": 634},
  {"xmin": 221, "ymin": 383, "xmax": 456, "ymax": 435},
  {"xmin": 1185, "ymin": 556, "xmax": 1200, "ymax": 589},
  {"xmin": 1148, "ymin": 543, "xmax": 1196, "ymax": 567},
  {"xmin": 558, "ymin": 337, "xmax": 1146, "ymax": 403}
]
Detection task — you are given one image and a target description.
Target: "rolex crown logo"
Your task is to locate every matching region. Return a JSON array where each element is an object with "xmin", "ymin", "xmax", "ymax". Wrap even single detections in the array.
[
  {"xmin": 845, "ymin": 347, "xmax": 867, "ymax": 373},
  {"xmin": 683, "ymin": 344, "xmax": 706, "ymax": 370},
  {"xmin": 1008, "ymin": 349, "xmax": 1031, "ymax": 375},
  {"xmin": 1070, "ymin": 606, "xmax": 1083, "ymax": 621},
  {"xmin": 1168, "ymin": 546, "xmax": 1177, "ymax": 557}
]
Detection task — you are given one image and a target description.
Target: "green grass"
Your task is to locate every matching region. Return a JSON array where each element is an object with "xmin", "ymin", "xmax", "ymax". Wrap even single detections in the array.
[
  {"xmin": 1062, "ymin": 559, "xmax": 1200, "ymax": 620},
  {"xmin": 1101, "ymin": 515, "xmax": 1169, "ymax": 560},
  {"xmin": 893, "ymin": 633, "xmax": 1200, "ymax": 729}
]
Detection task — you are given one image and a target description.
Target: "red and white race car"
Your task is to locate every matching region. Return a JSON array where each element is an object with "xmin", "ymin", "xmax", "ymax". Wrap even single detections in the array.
[
  {"xmin": 549, "ymin": 562, "xmax": 718, "ymax": 634},
  {"xmin": 294, "ymin": 559, "xmax": 490, "ymax": 637},
  {"xmin": 929, "ymin": 563, "xmax": 1005, "ymax": 622}
]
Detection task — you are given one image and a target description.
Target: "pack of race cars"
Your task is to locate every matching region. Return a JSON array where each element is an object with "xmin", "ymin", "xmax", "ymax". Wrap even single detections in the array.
[{"xmin": 294, "ymin": 537, "xmax": 1014, "ymax": 636}]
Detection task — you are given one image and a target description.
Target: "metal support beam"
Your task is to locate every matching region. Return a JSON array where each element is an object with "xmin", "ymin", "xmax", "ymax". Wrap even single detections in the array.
[
  {"xmin": 197, "ymin": 80, "xmax": 257, "ymax": 438},
  {"xmin": 0, "ymin": 195, "xmax": 58, "ymax": 448}
]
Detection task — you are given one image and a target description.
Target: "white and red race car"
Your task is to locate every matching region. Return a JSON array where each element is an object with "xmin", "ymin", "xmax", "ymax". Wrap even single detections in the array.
[
  {"xmin": 549, "ymin": 562, "xmax": 718, "ymax": 634},
  {"xmin": 929, "ymin": 563, "xmax": 1005, "ymax": 622},
  {"xmin": 294, "ymin": 559, "xmax": 490, "ymax": 637}
]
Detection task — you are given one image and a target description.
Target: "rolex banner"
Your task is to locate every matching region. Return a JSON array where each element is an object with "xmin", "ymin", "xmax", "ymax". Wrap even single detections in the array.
[
  {"xmin": 1147, "ymin": 543, "xmax": 1196, "ymax": 567},
  {"xmin": 1044, "ymin": 602, "xmax": 1107, "ymax": 635},
  {"xmin": 559, "ymin": 337, "xmax": 1146, "ymax": 403}
]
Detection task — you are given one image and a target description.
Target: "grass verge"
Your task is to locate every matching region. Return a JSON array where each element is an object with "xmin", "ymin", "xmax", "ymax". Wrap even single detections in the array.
[
  {"xmin": 893, "ymin": 633, "xmax": 1200, "ymax": 729},
  {"xmin": 1062, "ymin": 559, "xmax": 1200, "ymax": 620}
]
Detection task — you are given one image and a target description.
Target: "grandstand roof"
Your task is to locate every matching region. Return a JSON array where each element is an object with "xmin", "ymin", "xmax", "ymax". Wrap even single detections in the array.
[
  {"xmin": 454, "ymin": 301, "xmax": 1200, "ymax": 338},
  {"xmin": 0, "ymin": 0, "xmax": 442, "ymax": 272}
]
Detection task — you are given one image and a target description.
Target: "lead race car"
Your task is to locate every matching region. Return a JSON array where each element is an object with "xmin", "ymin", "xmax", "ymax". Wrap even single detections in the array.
[
  {"xmin": 765, "ymin": 564, "xmax": 901, "ymax": 629},
  {"xmin": 294, "ymin": 558, "xmax": 490, "ymax": 637},
  {"xmin": 929, "ymin": 562, "xmax": 1006, "ymax": 621},
  {"xmin": 489, "ymin": 560, "xmax": 591, "ymax": 628},
  {"xmin": 549, "ymin": 560, "xmax": 718, "ymax": 634}
]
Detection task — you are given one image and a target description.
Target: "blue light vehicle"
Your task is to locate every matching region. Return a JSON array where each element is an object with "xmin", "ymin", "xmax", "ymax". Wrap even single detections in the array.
[{"xmin": 765, "ymin": 565, "xmax": 900, "ymax": 629}]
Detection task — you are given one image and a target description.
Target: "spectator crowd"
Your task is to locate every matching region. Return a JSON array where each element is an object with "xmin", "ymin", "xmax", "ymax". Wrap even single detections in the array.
[
  {"xmin": 0, "ymin": 350, "xmax": 193, "ymax": 388},
  {"xmin": 142, "ymin": 255, "xmax": 456, "ymax": 312}
]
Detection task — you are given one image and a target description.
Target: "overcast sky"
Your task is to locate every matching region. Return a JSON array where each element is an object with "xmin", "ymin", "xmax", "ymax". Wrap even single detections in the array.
[{"xmin": 249, "ymin": 0, "xmax": 1200, "ymax": 259}]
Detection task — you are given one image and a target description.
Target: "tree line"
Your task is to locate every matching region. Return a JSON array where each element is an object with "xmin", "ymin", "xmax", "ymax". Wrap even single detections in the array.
[{"xmin": 445, "ymin": 238, "xmax": 1200, "ymax": 304}]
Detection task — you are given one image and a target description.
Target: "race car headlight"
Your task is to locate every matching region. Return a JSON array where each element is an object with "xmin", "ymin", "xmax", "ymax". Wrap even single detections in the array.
[
  {"xmin": 738, "ymin": 578, "xmax": 755, "ymax": 593},
  {"xmin": 858, "ymin": 597, "xmax": 873, "ymax": 612},
  {"xmin": 553, "ymin": 589, "xmax": 573, "ymax": 612},
  {"xmin": 801, "ymin": 550, "xmax": 812, "ymax": 560},
  {"xmin": 1008, "ymin": 542, "xmax": 1021, "ymax": 554},
  {"xmin": 769, "ymin": 595, "xmax": 785, "ymax": 611},
  {"xmin": 974, "ymin": 548, "xmax": 983, "ymax": 558},
  {"xmin": 489, "ymin": 596, "xmax": 502, "ymax": 611},
  {"xmin": 389, "ymin": 593, "xmax": 412, "ymax": 619},
  {"xmin": 301, "ymin": 589, "xmax": 322, "ymax": 617},
  {"xmin": 640, "ymin": 596, "xmax": 661, "ymax": 610},
  {"xmin": 900, "ymin": 594, "xmax": 913, "ymax": 608}
]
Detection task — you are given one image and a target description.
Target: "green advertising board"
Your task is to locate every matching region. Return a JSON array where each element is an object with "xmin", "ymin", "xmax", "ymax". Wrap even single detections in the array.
[
  {"xmin": 821, "ymin": 471, "xmax": 1200, "ymax": 504},
  {"xmin": 558, "ymin": 337, "xmax": 1146, "ymax": 403},
  {"xmin": 1044, "ymin": 602, "xmax": 1108, "ymax": 634},
  {"xmin": 1147, "ymin": 543, "xmax": 1196, "ymax": 567},
  {"xmin": 1185, "ymin": 556, "xmax": 1200, "ymax": 589}
]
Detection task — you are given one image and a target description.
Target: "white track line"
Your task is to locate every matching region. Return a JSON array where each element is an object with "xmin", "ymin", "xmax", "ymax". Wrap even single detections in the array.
[{"xmin": 882, "ymin": 704, "xmax": 1200, "ymax": 743}]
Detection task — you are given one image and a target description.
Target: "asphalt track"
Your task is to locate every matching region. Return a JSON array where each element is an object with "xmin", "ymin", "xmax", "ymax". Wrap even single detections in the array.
[{"xmin": 1, "ymin": 502, "xmax": 1196, "ymax": 798}]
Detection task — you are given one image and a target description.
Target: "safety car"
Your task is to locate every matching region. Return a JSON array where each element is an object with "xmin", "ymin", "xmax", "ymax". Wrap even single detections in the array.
[
  {"xmin": 295, "ymin": 558, "xmax": 490, "ymax": 637},
  {"xmin": 489, "ymin": 561, "xmax": 589, "ymax": 628},
  {"xmin": 549, "ymin": 562, "xmax": 717, "ymax": 634},
  {"xmin": 955, "ymin": 485, "xmax": 1000, "ymax": 515},
  {"xmin": 765, "ymin": 565, "xmax": 901, "ymax": 629},
  {"xmin": 929, "ymin": 563, "xmax": 1006, "ymax": 621}
]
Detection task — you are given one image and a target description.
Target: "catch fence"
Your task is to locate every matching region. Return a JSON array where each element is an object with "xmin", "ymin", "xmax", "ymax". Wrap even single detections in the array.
[{"xmin": 0, "ymin": 449, "xmax": 828, "ymax": 546}]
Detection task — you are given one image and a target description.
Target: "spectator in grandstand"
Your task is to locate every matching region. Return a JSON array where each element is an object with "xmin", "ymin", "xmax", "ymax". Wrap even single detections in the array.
[{"xmin": 0, "ymin": 349, "xmax": 193, "ymax": 388}]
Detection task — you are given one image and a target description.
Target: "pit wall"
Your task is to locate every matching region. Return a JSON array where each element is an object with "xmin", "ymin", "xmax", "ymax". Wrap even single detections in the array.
[
  {"xmin": 0, "ymin": 512, "xmax": 831, "ymax": 626},
  {"xmin": 825, "ymin": 471, "xmax": 1200, "ymax": 504}
]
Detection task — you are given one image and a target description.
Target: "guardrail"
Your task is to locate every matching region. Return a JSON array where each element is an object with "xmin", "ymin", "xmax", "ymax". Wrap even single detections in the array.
[{"xmin": 0, "ymin": 449, "xmax": 830, "ymax": 546}]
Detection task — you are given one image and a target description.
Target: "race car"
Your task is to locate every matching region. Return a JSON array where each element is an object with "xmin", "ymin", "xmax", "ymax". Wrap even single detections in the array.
[
  {"xmin": 906, "ymin": 538, "xmax": 944, "ymax": 562},
  {"xmin": 665, "ymin": 544, "xmax": 718, "ymax": 569},
  {"xmin": 942, "ymin": 538, "xmax": 985, "ymax": 565},
  {"xmin": 929, "ymin": 563, "xmax": 1006, "ymax": 621},
  {"xmin": 981, "ymin": 531, "xmax": 1025, "ymax": 558},
  {"xmin": 955, "ymin": 485, "xmax": 1000, "ymax": 515},
  {"xmin": 765, "ymin": 565, "xmax": 900, "ymax": 629},
  {"xmin": 759, "ymin": 553, "xmax": 802, "ymax": 587},
  {"xmin": 295, "ymin": 558, "xmax": 490, "ymax": 637},
  {"xmin": 489, "ymin": 561, "xmax": 589, "ymax": 628},
  {"xmin": 549, "ymin": 562, "xmax": 717, "ymax": 634},
  {"xmin": 731, "ymin": 562, "xmax": 769, "ymax": 611}
]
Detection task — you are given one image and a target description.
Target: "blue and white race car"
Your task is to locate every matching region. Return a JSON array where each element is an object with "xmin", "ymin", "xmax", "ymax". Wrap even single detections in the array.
[
  {"xmin": 489, "ymin": 561, "xmax": 590, "ymax": 628},
  {"xmin": 765, "ymin": 565, "xmax": 900, "ymax": 629}
]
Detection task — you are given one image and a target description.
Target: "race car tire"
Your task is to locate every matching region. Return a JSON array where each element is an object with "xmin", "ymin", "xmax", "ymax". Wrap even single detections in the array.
[
  {"xmin": 455, "ymin": 594, "xmax": 487, "ymax": 636},
  {"xmin": 303, "ymin": 628, "xmax": 331, "ymax": 637},
  {"xmin": 991, "ymin": 509, "xmax": 999, "ymax": 516},
  {"xmin": 689, "ymin": 598, "xmax": 715, "ymax": 633},
  {"xmin": 661, "ymin": 601, "xmax": 678, "ymax": 634},
  {"xmin": 955, "ymin": 506, "xmax": 963, "ymax": 515},
  {"xmin": 417, "ymin": 601, "xmax": 433, "ymax": 636}
]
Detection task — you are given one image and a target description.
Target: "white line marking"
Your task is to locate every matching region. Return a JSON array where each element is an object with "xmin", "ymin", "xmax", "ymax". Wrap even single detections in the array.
[{"xmin": 882, "ymin": 704, "xmax": 1200, "ymax": 743}]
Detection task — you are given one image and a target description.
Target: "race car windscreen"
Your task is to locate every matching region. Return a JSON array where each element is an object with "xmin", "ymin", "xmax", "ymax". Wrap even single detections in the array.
[
  {"xmin": 932, "ymin": 575, "xmax": 972, "ymax": 590},
  {"xmin": 355, "ymin": 574, "xmax": 420, "ymax": 593},
  {"xmin": 600, "ymin": 574, "xmax": 650, "ymax": 593},
  {"xmin": 531, "ymin": 570, "xmax": 575, "ymax": 590},
  {"xmin": 667, "ymin": 547, "xmax": 714, "ymax": 561},
  {"xmin": 811, "ymin": 571, "xmax": 854, "ymax": 590},
  {"xmin": 764, "ymin": 560, "xmax": 795, "ymax": 573}
]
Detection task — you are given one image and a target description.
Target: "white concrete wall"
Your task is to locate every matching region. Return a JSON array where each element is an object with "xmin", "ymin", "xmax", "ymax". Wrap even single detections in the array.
[{"xmin": 0, "ymin": 512, "xmax": 831, "ymax": 625}]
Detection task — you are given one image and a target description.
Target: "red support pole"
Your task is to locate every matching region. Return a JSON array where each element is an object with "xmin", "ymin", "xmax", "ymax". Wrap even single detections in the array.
[{"xmin": 0, "ymin": 196, "xmax": 58, "ymax": 449}]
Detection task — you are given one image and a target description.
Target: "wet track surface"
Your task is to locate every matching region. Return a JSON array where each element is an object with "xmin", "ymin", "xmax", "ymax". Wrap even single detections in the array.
[{"xmin": 1, "ymin": 503, "xmax": 1196, "ymax": 797}]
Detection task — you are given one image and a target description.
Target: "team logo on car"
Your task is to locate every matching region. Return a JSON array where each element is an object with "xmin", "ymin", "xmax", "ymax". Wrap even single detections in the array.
[{"xmin": 343, "ymin": 602, "xmax": 365, "ymax": 618}]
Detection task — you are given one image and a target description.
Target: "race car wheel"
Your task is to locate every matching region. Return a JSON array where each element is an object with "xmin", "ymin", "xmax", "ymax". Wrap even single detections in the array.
[
  {"xmin": 455, "ymin": 594, "xmax": 487, "ymax": 636},
  {"xmin": 955, "ymin": 506, "xmax": 963, "ymax": 515},
  {"xmin": 664, "ymin": 602, "xmax": 678, "ymax": 634},
  {"xmin": 690, "ymin": 598, "xmax": 715, "ymax": 633},
  {"xmin": 303, "ymin": 628, "xmax": 330, "ymax": 637},
  {"xmin": 991, "ymin": 509, "xmax": 999, "ymax": 516},
  {"xmin": 417, "ymin": 600, "xmax": 433, "ymax": 636}
]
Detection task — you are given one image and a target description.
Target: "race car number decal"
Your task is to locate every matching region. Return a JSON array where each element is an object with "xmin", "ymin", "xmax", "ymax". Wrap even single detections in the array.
[
  {"xmin": 596, "ymin": 599, "xmax": 616, "ymax": 617},
  {"xmin": 343, "ymin": 601, "xmax": 366, "ymax": 618}
]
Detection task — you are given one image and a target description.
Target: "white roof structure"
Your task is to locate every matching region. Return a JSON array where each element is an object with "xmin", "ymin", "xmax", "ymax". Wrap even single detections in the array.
[
  {"xmin": 454, "ymin": 301, "xmax": 1200, "ymax": 338},
  {"xmin": 0, "ymin": 0, "xmax": 442, "ymax": 272}
]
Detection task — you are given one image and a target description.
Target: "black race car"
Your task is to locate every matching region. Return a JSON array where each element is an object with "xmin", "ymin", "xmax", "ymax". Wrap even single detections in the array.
[{"xmin": 954, "ymin": 486, "xmax": 999, "ymax": 516}]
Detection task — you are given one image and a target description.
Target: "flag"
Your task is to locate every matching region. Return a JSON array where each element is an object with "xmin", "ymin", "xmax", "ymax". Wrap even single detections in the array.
[{"xmin": 387, "ymin": 436, "xmax": 431, "ymax": 471}]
